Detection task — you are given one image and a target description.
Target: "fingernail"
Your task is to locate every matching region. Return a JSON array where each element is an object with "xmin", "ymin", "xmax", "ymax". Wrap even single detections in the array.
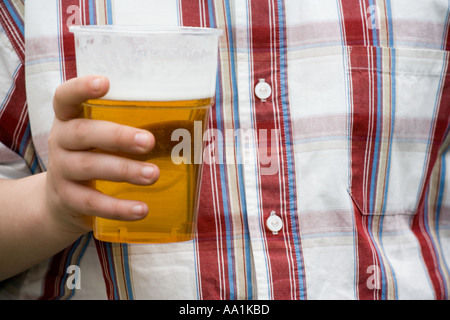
[
  {"xmin": 141, "ymin": 165, "xmax": 154, "ymax": 179},
  {"xmin": 135, "ymin": 132, "xmax": 150, "ymax": 148},
  {"xmin": 90, "ymin": 78, "xmax": 102, "ymax": 92},
  {"xmin": 131, "ymin": 204, "xmax": 146, "ymax": 217}
]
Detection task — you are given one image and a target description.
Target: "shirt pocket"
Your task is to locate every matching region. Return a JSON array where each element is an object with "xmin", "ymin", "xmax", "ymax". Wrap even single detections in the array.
[{"xmin": 346, "ymin": 45, "xmax": 450, "ymax": 216}]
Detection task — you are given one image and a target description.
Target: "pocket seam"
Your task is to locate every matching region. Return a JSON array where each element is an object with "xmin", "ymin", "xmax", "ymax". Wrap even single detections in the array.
[{"xmin": 346, "ymin": 188, "xmax": 416, "ymax": 216}]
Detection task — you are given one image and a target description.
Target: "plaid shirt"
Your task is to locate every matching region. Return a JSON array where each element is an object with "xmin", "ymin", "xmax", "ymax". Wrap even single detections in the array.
[{"xmin": 0, "ymin": 0, "xmax": 449, "ymax": 300}]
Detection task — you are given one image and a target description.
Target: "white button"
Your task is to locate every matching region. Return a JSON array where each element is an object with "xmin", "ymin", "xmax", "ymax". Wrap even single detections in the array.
[
  {"xmin": 255, "ymin": 79, "xmax": 271, "ymax": 102},
  {"xmin": 266, "ymin": 211, "xmax": 283, "ymax": 234}
]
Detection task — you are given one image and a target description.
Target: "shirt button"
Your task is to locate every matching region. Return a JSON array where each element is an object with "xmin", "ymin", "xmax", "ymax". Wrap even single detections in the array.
[
  {"xmin": 266, "ymin": 211, "xmax": 283, "ymax": 234},
  {"xmin": 255, "ymin": 79, "xmax": 271, "ymax": 102}
]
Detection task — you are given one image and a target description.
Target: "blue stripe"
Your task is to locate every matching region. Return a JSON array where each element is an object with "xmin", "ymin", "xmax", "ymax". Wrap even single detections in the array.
[
  {"xmin": 221, "ymin": 0, "xmax": 239, "ymax": 299},
  {"xmin": 436, "ymin": 147, "xmax": 449, "ymax": 298},
  {"xmin": 277, "ymin": 0, "xmax": 306, "ymax": 299},
  {"xmin": 3, "ymin": 0, "xmax": 24, "ymax": 35},
  {"xmin": 18, "ymin": 124, "xmax": 30, "ymax": 155},
  {"xmin": 369, "ymin": 48, "xmax": 388, "ymax": 300},
  {"xmin": 0, "ymin": 64, "xmax": 20, "ymax": 112},
  {"xmin": 88, "ymin": 0, "xmax": 96, "ymax": 25},
  {"xmin": 121, "ymin": 244, "xmax": 134, "ymax": 300},
  {"xmin": 368, "ymin": 0, "xmax": 379, "ymax": 47},
  {"xmin": 56, "ymin": 1, "xmax": 64, "ymax": 83},
  {"xmin": 385, "ymin": 0, "xmax": 395, "ymax": 47},
  {"xmin": 30, "ymin": 156, "xmax": 38, "ymax": 173},
  {"xmin": 242, "ymin": 0, "xmax": 268, "ymax": 299},
  {"xmin": 378, "ymin": 0, "xmax": 399, "ymax": 300},
  {"xmin": 367, "ymin": 2, "xmax": 382, "ymax": 216},
  {"xmin": 106, "ymin": 0, "xmax": 113, "ymax": 25},
  {"xmin": 441, "ymin": 2, "xmax": 450, "ymax": 50},
  {"xmin": 367, "ymin": 0, "xmax": 388, "ymax": 298},
  {"xmin": 227, "ymin": 0, "xmax": 254, "ymax": 299},
  {"xmin": 369, "ymin": 46, "xmax": 382, "ymax": 214}
]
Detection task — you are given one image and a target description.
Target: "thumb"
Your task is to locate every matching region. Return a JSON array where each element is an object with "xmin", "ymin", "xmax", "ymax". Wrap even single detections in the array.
[{"xmin": 53, "ymin": 75, "xmax": 109, "ymax": 121}]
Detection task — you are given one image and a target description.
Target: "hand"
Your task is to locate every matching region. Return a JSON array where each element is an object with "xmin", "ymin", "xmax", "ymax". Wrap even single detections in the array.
[{"xmin": 46, "ymin": 75, "xmax": 159, "ymax": 235}]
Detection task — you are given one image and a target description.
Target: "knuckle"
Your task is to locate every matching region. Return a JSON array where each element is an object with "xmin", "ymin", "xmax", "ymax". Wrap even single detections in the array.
[
  {"xmin": 77, "ymin": 153, "xmax": 95, "ymax": 173},
  {"xmin": 108, "ymin": 200, "xmax": 124, "ymax": 220},
  {"xmin": 70, "ymin": 119, "xmax": 90, "ymax": 142},
  {"xmin": 117, "ymin": 158, "xmax": 131, "ymax": 178},
  {"xmin": 84, "ymin": 192, "xmax": 101, "ymax": 211},
  {"xmin": 112, "ymin": 125, "xmax": 128, "ymax": 145}
]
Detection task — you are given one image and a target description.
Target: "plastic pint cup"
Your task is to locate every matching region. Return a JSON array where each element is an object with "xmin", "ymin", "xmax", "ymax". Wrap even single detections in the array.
[{"xmin": 70, "ymin": 25, "xmax": 221, "ymax": 243}]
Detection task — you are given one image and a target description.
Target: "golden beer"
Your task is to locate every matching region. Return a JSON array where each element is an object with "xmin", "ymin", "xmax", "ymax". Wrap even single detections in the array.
[
  {"xmin": 71, "ymin": 25, "xmax": 221, "ymax": 243},
  {"xmin": 83, "ymin": 98, "xmax": 212, "ymax": 243}
]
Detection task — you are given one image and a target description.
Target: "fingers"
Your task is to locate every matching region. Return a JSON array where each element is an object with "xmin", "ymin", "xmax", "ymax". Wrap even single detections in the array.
[
  {"xmin": 55, "ymin": 118, "xmax": 155, "ymax": 153},
  {"xmin": 47, "ymin": 145, "xmax": 160, "ymax": 223},
  {"xmin": 60, "ymin": 150, "xmax": 160, "ymax": 185},
  {"xmin": 53, "ymin": 75, "xmax": 109, "ymax": 121},
  {"xmin": 48, "ymin": 76, "xmax": 161, "ymax": 225},
  {"xmin": 53, "ymin": 181, "xmax": 149, "ymax": 221}
]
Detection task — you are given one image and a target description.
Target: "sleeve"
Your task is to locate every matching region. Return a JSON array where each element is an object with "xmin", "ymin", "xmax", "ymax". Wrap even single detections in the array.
[{"xmin": 0, "ymin": 8, "xmax": 39, "ymax": 179}]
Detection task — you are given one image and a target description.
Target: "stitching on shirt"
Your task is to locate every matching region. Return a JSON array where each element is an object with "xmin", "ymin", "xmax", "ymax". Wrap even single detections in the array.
[{"xmin": 346, "ymin": 188, "xmax": 416, "ymax": 216}]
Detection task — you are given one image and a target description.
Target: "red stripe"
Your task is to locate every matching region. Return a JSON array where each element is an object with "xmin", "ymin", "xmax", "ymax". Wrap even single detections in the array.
[
  {"xmin": 348, "ymin": 46, "xmax": 379, "ymax": 214},
  {"xmin": 412, "ymin": 200, "xmax": 446, "ymax": 299},
  {"xmin": 180, "ymin": 0, "xmax": 235, "ymax": 299},
  {"xmin": 340, "ymin": 0, "xmax": 383, "ymax": 300},
  {"xmin": 58, "ymin": 0, "xmax": 79, "ymax": 81},
  {"xmin": 83, "ymin": 0, "xmax": 90, "ymax": 25},
  {"xmin": 444, "ymin": 9, "xmax": 450, "ymax": 51},
  {"xmin": 351, "ymin": 202, "xmax": 383, "ymax": 300},
  {"xmin": 411, "ymin": 56, "xmax": 450, "ymax": 300},
  {"xmin": 339, "ymin": 0, "xmax": 372, "ymax": 46},
  {"xmin": 249, "ymin": 0, "xmax": 302, "ymax": 300},
  {"xmin": 251, "ymin": 0, "xmax": 289, "ymax": 299},
  {"xmin": 179, "ymin": 0, "xmax": 210, "ymax": 28},
  {"xmin": 0, "ymin": 2, "xmax": 24, "ymax": 62},
  {"xmin": 0, "ymin": 64, "xmax": 29, "ymax": 156},
  {"xmin": 196, "ymin": 158, "xmax": 231, "ymax": 299},
  {"xmin": 94, "ymin": 239, "xmax": 117, "ymax": 300},
  {"xmin": 0, "ymin": 3, "xmax": 30, "ymax": 160},
  {"xmin": 39, "ymin": 242, "xmax": 75, "ymax": 300},
  {"xmin": 39, "ymin": 251, "xmax": 68, "ymax": 299}
]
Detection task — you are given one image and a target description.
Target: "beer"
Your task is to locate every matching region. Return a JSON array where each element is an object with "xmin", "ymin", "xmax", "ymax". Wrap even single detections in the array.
[
  {"xmin": 83, "ymin": 98, "xmax": 212, "ymax": 243},
  {"xmin": 71, "ymin": 25, "xmax": 221, "ymax": 243}
]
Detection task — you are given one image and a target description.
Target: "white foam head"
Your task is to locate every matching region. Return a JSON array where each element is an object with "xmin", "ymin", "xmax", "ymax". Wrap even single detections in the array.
[{"xmin": 70, "ymin": 25, "xmax": 221, "ymax": 101}]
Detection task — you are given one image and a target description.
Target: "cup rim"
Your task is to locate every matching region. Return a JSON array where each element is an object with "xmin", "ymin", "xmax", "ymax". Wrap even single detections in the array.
[{"xmin": 69, "ymin": 25, "xmax": 223, "ymax": 36}]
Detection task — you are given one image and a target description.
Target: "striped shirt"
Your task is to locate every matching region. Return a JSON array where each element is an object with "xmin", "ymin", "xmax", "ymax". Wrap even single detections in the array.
[{"xmin": 0, "ymin": 0, "xmax": 449, "ymax": 300}]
